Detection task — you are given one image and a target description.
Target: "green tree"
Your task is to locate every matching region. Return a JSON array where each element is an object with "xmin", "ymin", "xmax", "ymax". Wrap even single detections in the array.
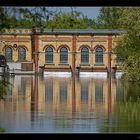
[
  {"xmin": 0, "ymin": 7, "xmax": 12, "ymax": 31},
  {"xmin": 0, "ymin": 77, "xmax": 11, "ymax": 133},
  {"xmin": 95, "ymin": 7, "xmax": 124, "ymax": 29},
  {"xmin": 46, "ymin": 10, "xmax": 92, "ymax": 29},
  {"xmin": 18, "ymin": 7, "xmax": 55, "ymax": 29},
  {"xmin": 0, "ymin": 7, "xmax": 55, "ymax": 29},
  {"xmin": 0, "ymin": 79, "xmax": 11, "ymax": 100},
  {"xmin": 0, "ymin": 7, "xmax": 98, "ymax": 30},
  {"xmin": 114, "ymin": 8, "xmax": 140, "ymax": 82}
]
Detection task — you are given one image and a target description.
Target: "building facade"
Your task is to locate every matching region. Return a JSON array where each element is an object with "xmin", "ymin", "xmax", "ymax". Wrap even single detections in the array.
[{"xmin": 0, "ymin": 28, "xmax": 125, "ymax": 75}]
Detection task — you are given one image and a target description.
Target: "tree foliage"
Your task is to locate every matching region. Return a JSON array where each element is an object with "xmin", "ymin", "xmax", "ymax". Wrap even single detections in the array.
[
  {"xmin": 94, "ymin": 7, "xmax": 124, "ymax": 29},
  {"xmin": 113, "ymin": 8, "xmax": 140, "ymax": 82},
  {"xmin": 0, "ymin": 7, "xmax": 11, "ymax": 30},
  {"xmin": 46, "ymin": 11, "xmax": 92, "ymax": 29},
  {"xmin": 0, "ymin": 7, "xmax": 97, "ymax": 30},
  {"xmin": 0, "ymin": 79, "xmax": 11, "ymax": 100}
]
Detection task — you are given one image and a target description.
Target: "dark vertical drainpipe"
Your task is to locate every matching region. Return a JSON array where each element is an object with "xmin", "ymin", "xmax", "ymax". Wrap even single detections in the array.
[{"xmin": 72, "ymin": 35, "xmax": 76, "ymax": 76}]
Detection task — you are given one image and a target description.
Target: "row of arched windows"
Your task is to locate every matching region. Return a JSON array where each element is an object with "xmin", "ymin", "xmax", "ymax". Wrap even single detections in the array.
[
  {"xmin": 5, "ymin": 47, "xmax": 26, "ymax": 61},
  {"xmin": 45, "ymin": 46, "xmax": 104, "ymax": 64},
  {"xmin": 4, "ymin": 45, "xmax": 104, "ymax": 64}
]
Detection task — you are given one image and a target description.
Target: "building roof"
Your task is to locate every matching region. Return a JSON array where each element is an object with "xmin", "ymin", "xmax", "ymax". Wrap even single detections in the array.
[
  {"xmin": 41, "ymin": 29, "xmax": 127, "ymax": 35},
  {"xmin": 0, "ymin": 28, "xmax": 127, "ymax": 35}
]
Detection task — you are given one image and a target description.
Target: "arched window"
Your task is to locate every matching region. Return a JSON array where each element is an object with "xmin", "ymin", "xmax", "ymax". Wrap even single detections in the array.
[
  {"xmin": 45, "ymin": 46, "xmax": 53, "ymax": 63},
  {"xmin": 18, "ymin": 47, "xmax": 26, "ymax": 61},
  {"xmin": 95, "ymin": 47, "xmax": 103, "ymax": 64},
  {"xmin": 5, "ymin": 47, "xmax": 12, "ymax": 61},
  {"xmin": 60, "ymin": 47, "xmax": 68, "ymax": 64},
  {"xmin": 81, "ymin": 47, "xmax": 89, "ymax": 64}
]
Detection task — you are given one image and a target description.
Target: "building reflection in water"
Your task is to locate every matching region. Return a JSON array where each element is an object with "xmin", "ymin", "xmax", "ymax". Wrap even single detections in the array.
[{"xmin": 0, "ymin": 75, "xmax": 139, "ymax": 132}]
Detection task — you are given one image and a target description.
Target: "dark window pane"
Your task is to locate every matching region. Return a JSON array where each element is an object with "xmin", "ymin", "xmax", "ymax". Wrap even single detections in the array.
[
  {"xmin": 95, "ymin": 47, "xmax": 103, "ymax": 64},
  {"xmin": 45, "ymin": 46, "xmax": 53, "ymax": 63},
  {"xmin": 81, "ymin": 47, "xmax": 89, "ymax": 64},
  {"xmin": 18, "ymin": 47, "xmax": 26, "ymax": 61},
  {"xmin": 60, "ymin": 47, "xmax": 68, "ymax": 64},
  {"xmin": 5, "ymin": 47, "xmax": 12, "ymax": 61}
]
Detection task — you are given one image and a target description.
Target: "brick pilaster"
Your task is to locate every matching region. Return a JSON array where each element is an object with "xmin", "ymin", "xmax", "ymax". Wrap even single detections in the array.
[
  {"xmin": 32, "ymin": 33, "xmax": 39, "ymax": 73},
  {"xmin": 72, "ymin": 35, "xmax": 76, "ymax": 74},
  {"xmin": 108, "ymin": 35, "xmax": 112, "ymax": 73}
]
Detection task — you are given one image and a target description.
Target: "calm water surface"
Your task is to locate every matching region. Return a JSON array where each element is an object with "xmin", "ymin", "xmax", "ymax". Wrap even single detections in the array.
[{"xmin": 0, "ymin": 75, "xmax": 140, "ymax": 133}]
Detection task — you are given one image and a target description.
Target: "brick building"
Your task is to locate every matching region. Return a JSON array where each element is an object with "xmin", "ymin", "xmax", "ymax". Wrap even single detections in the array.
[{"xmin": 0, "ymin": 28, "xmax": 126, "ymax": 75}]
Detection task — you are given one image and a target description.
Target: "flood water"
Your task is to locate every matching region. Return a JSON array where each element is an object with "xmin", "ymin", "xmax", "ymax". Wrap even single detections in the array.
[{"xmin": 0, "ymin": 75, "xmax": 140, "ymax": 133}]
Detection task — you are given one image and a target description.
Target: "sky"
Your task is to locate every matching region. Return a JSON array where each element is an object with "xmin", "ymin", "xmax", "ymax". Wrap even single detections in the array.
[{"xmin": 50, "ymin": 7, "xmax": 101, "ymax": 19}]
